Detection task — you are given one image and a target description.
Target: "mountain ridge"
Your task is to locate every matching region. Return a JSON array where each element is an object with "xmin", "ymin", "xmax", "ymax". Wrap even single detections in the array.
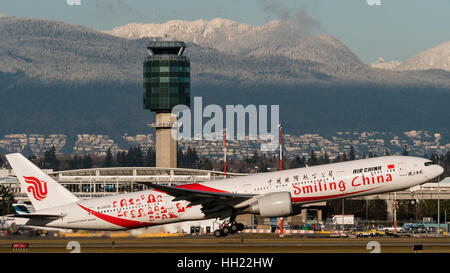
[
  {"xmin": 396, "ymin": 41, "xmax": 450, "ymax": 72},
  {"xmin": 103, "ymin": 18, "xmax": 308, "ymax": 55},
  {"xmin": 0, "ymin": 16, "xmax": 450, "ymax": 141},
  {"xmin": 370, "ymin": 41, "xmax": 450, "ymax": 72},
  {"xmin": 3, "ymin": 16, "xmax": 450, "ymax": 87}
]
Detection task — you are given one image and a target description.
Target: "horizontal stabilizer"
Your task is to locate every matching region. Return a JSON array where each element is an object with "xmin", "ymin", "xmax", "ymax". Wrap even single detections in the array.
[{"xmin": 5, "ymin": 213, "xmax": 65, "ymax": 220}]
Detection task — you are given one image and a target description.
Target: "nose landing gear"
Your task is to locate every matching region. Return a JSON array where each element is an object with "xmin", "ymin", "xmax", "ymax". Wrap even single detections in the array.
[{"xmin": 213, "ymin": 221, "xmax": 245, "ymax": 237}]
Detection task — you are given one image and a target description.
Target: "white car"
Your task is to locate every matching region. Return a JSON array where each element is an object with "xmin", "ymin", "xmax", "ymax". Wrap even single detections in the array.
[{"xmin": 384, "ymin": 226, "xmax": 406, "ymax": 233}]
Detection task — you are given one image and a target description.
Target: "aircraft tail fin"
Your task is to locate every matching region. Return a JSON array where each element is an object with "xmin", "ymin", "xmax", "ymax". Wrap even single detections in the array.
[{"xmin": 6, "ymin": 153, "xmax": 79, "ymax": 211}]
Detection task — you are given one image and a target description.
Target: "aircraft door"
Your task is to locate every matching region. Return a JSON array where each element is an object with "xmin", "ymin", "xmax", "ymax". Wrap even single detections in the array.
[{"xmin": 243, "ymin": 184, "xmax": 252, "ymax": 194}]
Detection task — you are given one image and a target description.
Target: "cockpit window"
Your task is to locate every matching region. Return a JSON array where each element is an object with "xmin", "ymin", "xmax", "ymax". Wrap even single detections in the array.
[{"xmin": 424, "ymin": 161, "xmax": 436, "ymax": 166}]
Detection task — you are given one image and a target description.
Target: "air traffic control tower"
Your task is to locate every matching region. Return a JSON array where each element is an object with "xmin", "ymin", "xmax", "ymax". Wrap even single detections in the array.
[{"xmin": 143, "ymin": 40, "xmax": 190, "ymax": 168}]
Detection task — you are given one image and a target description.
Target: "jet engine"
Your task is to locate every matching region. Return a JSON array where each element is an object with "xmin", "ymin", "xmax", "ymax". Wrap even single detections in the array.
[{"xmin": 247, "ymin": 192, "xmax": 294, "ymax": 217}]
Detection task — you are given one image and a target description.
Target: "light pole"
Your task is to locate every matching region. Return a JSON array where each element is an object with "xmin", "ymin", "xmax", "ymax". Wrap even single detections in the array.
[
  {"xmin": 223, "ymin": 128, "xmax": 227, "ymax": 178},
  {"xmin": 438, "ymin": 159, "xmax": 441, "ymax": 234},
  {"xmin": 445, "ymin": 209, "xmax": 447, "ymax": 235},
  {"xmin": 278, "ymin": 123, "xmax": 284, "ymax": 237},
  {"xmin": 394, "ymin": 192, "xmax": 397, "ymax": 232},
  {"xmin": 342, "ymin": 199, "xmax": 345, "ymax": 232},
  {"xmin": 278, "ymin": 123, "xmax": 282, "ymax": 171}
]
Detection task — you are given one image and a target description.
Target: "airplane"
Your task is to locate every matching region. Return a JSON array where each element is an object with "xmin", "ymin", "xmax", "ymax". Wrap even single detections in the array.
[
  {"xmin": 0, "ymin": 204, "xmax": 33, "ymax": 231},
  {"xmin": 2, "ymin": 153, "xmax": 444, "ymax": 237},
  {"xmin": 0, "ymin": 203, "xmax": 70, "ymax": 235},
  {"xmin": 12, "ymin": 203, "xmax": 34, "ymax": 214}
]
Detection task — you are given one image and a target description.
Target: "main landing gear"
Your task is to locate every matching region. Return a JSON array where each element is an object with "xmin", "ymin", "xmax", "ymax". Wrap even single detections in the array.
[{"xmin": 214, "ymin": 221, "xmax": 245, "ymax": 237}]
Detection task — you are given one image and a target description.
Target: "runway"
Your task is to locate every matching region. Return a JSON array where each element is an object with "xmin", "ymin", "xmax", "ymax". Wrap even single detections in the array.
[{"xmin": 2, "ymin": 234, "xmax": 450, "ymax": 253}]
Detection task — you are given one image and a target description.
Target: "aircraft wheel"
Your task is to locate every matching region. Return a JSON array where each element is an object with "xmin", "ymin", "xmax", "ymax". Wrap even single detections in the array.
[
  {"xmin": 222, "ymin": 226, "xmax": 230, "ymax": 236},
  {"xmin": 214, "ymin": 229, "xmax": 222, "ymax": 238},
  {"xmin": 230, "ymin": 223, "xmax": 238, "ymax": 233},
  {"xmin": 237, "ymin": 223, "xmax": 245, "ymax": 231}
]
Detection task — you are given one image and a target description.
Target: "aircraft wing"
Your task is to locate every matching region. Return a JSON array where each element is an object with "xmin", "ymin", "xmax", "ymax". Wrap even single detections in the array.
[{"xmin": 147, "ymin": 183, "xmax": 256, "ymax": 219}]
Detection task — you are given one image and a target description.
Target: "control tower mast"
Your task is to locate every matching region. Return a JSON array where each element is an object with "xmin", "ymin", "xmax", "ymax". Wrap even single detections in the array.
[{"xmin": 143, "ymin": 39, "xmax": 190, "ymax": 168}]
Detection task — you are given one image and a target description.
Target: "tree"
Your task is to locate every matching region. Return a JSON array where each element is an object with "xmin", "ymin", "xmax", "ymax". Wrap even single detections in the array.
[
  {"xmin": 349, "ymin": 146, "xmax": 356, "ymax": 161},
  {"xmin": 0, "ymin": 154, "xmax": 4, "ymax": 168},
  {"xmin": 144, "ymin": 147, "xmax": 156, "ymax": 167},
  {"xmin": 342, "ymin": 151, "xmax": 348, "ymax": 162},
  {"xmin": 125, "ymin": 146, "xmax": 144, "ymax": 167},
  {"xmin": 290, "ymin": 155, "xmax": 305, "ymax": 168},
  {"xmin": 134, "ymin": 146, "xmax": 144, "ymax": 167},
  {"xmin": 322, "ymin": 151, "xmax": 330, "ymax": 164},
  {"xmin": 103, "ymin": 148, "xmax": 114, "ymax": 167},
  {"xmin": 116, "ymin": 151, "xmax": 128, "ymax": 167},
  {"xmin": 402, "ymin": 144, "xmax": 409, "ymax": 156},
  {"xmin": 21, "ymin": 145, "xmax": 34, "ymax": 157},
  {"xmin": 307, "ymin": 150, "xmax": 318, "ymax": 166},
  {"xmin": 82, "ymin": 155, "xmax": 93, "ymax": 169},
  {"xmin": 186, "ymin": 147, "xmax": 200, "ymax": 169},
  {"xmin": 68, "ymin": 155, "xmax": 82, "ymax": 170},
  {"xmin": 430, "ymin": 153, "xmax": 439, "ymax": 164},
  {"xmin": 42, "ymin": 146, "xmax": 60, "ymax": 171},
  {"xmin": 0, "ymin": 185, "xmax": 14, "ymax": 215},
  {"xmin": 199, "ymin": 157, "xmax": 213, "ymax": 170}
]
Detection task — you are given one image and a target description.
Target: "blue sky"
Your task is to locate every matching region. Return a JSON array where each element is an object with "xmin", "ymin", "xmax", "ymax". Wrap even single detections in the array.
[{"xmin": 1, "ymin": 0, "xmax": 450, "ymax": 63}]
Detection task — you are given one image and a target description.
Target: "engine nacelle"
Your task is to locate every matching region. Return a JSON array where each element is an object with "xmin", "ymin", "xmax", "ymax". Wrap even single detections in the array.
[{"xmin": 248, "ymin": 192, "xmax": 293, "ymax": 217}]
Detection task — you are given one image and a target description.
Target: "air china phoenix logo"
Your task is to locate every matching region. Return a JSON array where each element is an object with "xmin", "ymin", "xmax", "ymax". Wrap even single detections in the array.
[{"xmin": 23, "ymin": 176, "xmax": 48, "ymax": 201}]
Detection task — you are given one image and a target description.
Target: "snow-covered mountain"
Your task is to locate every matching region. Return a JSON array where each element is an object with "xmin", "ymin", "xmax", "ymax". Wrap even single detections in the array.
[
  {"xmin": 0, "ymin": 16, "xmax": 367, "ymax": 84},
  {"xmin": 396, "ymin": 41, "xmax": 450, "ymax": 72},
  {"xmin": 104, "ymin": 18, "xmax": 363, "ymax": 68},
  {"xmin": 1, "ymin": 16, "xmax": 450, "ymax": 139},
  {"xmin": 1, "ymin": 15, "xmax": 450, "ymax": 86},
  {"xmin": 371, "ymin": 42, "xmax": 450, "ymax": 72},
  {"xmin": 104, "ymin": 18, "xmax": 308, "ymax": 56},
  {"xmin": 0, "ymin": 16, "xmax": 145, "ymax": 83}
]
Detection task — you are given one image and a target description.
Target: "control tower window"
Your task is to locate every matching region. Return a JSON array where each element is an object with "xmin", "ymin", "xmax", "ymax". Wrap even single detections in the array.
[{"xmin": 144, "ymin": 41, "xmax": 190, "ymax": 111}]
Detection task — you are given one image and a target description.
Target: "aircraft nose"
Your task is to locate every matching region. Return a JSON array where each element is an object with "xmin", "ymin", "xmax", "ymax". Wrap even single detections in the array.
[{"xmin": 425, "ymin": 164, "xmax": 445, "ymax": 180}]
